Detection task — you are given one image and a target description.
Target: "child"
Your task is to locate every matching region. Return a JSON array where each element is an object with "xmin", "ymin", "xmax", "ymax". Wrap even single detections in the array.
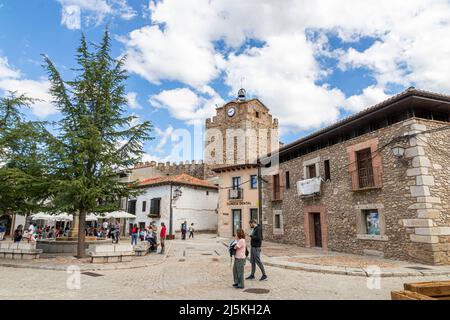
[{"xmin": 189, "ymin": 223, "xmax": 194, "ymax": 239}]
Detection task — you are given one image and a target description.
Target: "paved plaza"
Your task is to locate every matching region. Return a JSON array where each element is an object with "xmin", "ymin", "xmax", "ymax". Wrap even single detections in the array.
[{"xmin": 1, "ymin": 234, "xmax": 449, "ymax": 300}]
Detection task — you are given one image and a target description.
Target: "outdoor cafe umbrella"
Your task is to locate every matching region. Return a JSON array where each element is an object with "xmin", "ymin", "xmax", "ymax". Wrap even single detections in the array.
[
  {"xmin": 104, "ymin": 210, "xmax": 136, "ymax": 219},
  {"xmin": 31, "ymin": 212, "xmax": 55, "ymax": 221}
]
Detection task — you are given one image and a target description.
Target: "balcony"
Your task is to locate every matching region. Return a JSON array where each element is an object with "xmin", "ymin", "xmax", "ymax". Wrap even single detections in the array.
[
  {"xmin": 228, "ymin": 188, "xmax": 244, "ymax": 200},
  {"xmin": 351, "ymin": 165, "xmax": 383, "ymax": 191}
]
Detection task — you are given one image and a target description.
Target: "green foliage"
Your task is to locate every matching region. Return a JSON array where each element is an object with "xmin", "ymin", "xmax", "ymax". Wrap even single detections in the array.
[
  {"xmin": 43, "ymin": 29, "xmax": 153, "ymax": 216},
  {"xmin": 0, "ymin": 92, "xmax": 51, "ymax": 215}
]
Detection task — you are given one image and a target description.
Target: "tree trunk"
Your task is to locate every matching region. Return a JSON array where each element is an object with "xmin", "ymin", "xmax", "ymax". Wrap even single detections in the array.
[{"xmin": 77, "ymin": 209, "xmax": 86, "ymax": 258}]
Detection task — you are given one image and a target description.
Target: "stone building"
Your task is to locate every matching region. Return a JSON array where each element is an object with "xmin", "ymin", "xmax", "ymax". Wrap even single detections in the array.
[
  {"xmin": 261, "ymin": 88, "xmax": 450, "ymax": 265},
  {"xmin": 205, "ymin": 88, "xmax": 279, "ymax": 178},
  {"xmin": 206, "ymin": 89, "xmax": 279, "ymax": 237},
  {"xmin": 120, "ymin": 89, "xmax": 279, "ymax": 236}
]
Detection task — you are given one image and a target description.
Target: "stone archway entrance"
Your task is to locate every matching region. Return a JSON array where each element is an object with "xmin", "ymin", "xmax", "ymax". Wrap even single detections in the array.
[{"xmin": 0, "ymin": 214, "xmax": 12, "ymax": 236}]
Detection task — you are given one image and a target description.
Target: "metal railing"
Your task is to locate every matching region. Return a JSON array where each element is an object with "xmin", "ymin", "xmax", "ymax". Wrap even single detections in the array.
[
  {"xmin": 351, "ymin": 165, "xmax": 382, "ymax": 190},
  {"xmin": 229, "ymin": 188, "xmax": 244, "ymax": 200}
]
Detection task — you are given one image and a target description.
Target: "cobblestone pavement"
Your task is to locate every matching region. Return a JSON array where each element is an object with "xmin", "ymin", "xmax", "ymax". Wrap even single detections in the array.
[{"xmin": 1, "ymin": 234, "xmax": 449, "ymax": 300}]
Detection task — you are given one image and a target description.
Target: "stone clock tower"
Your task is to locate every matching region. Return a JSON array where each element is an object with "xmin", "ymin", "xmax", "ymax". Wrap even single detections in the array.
[{"xmin": 204, "ymin": 89, "xmax": 279, "ymax": 175}]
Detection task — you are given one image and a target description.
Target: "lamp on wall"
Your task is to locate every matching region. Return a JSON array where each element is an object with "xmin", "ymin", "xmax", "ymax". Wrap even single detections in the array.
[
  {"xmin": 391, "ymin": 143, "xmax": 408, "ymax": 165},
  {"xmin": 391, "ymin": 144, "xmax": 406, "ymax": 158}
]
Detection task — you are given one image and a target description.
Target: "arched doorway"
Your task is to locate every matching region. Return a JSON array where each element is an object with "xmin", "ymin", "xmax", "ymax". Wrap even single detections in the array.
[{"xmin": 0, "ymin": 215, "xmax": 12, "ymax": 236}]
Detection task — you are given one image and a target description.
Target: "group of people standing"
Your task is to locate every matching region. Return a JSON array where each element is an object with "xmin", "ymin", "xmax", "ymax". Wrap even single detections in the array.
[
  {"xmin": 131, "ymin": 222, "xmax": 167, "ymax": 254},
  {"xmin": 231, "ymin": 219, "xmax": 267, "ymax": 289}
]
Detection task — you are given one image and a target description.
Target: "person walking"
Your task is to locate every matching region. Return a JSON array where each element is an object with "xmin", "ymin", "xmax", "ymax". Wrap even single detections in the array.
[
  {"xmin": 181, "ymin": 221, "xmax": 187, "ymax": 240},
  {"xmin": 246, "ymin": 219, "xmax": 267, "ymax": 281},
  {"xmin": 188, "ymin": 223, "xmax": 195, "ymax": 239},
  {"xmin": 159, "ymin": 222, "xmax": 166, "ymax": 254},
  {"xmin": 131, "ymin": 224, "xmax": 138, "ymax": 246},
  {"xmin": 232, "ymin": 229, "xmax": 247, "ymax": 289}
]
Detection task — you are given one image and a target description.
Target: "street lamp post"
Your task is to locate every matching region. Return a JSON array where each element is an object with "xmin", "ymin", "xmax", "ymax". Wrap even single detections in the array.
[
  {"xmin": 169, "ymin": 182, "xmax": 173, "ymax": 239},
  {"xmin": 257, "ymin": 160, "xmax": 263, "ymax": 239}
]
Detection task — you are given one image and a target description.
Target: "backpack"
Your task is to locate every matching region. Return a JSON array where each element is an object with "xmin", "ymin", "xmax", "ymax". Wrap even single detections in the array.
[
  {"xmin": 229, "ymin": 240, "xmax": 237, "ymax": 257},
  {"xmin": 229, "ymin": 240, "xmax": 249, "ymax": 258}
]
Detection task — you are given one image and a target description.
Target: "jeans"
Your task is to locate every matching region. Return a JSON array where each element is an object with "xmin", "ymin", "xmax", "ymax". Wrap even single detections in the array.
[
  {"xmin": 233, "ymin": 258, "xmax": 246, "ymax": 288},
  {"xmin": 250, "ymin": 247, "xmax": 266, "ymax": 276},
  {"xmin": 131, "ymin": 234, "xmax": 137, "ymax": 245},
  {"xmin": 189, "ymin": 231, "xmax": 194, "ymax": 239}
]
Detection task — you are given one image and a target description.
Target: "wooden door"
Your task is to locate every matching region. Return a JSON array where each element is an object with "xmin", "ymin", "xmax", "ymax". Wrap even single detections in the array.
[{"xmin": 310, "ymin": 213, "xmax": 322, "ymax": 248}]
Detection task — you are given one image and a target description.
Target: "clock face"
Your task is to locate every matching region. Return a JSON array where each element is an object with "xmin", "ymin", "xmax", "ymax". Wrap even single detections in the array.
[{"xmin": 227, "ymin": 107, "xmax": 236, "ymax": 117}]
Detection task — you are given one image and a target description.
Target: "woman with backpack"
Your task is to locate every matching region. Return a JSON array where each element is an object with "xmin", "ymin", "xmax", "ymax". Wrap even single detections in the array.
[{"xmin": 232, "ymin": 229, "xmax": 247, "ymax": 289}]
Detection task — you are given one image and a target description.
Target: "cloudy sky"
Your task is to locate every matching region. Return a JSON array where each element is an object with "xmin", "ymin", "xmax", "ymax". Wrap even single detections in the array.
[{"xmin": 1, "ymin": 0, "xmax": 450, "ymax": 162}]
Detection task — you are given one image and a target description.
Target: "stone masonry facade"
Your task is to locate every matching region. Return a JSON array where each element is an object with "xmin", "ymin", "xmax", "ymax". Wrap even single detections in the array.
[{"xmin": 262, "ymin": 117, "xmax": 450, "ymax": 265}]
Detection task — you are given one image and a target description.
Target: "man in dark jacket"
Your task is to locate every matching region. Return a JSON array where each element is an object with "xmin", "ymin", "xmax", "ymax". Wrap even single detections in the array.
[{"xmin": 246, "ymin": 219, "xmax": 267, "ymax": 281}]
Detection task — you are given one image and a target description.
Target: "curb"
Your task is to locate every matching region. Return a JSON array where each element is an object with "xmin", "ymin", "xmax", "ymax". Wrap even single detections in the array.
[
  {"xmin": 0, "ymin": 241, "xmax": 173, "ymax": 272},
  {"xmin": 220, "ymin": 240, "xmax": 450, "ymax": 278}
]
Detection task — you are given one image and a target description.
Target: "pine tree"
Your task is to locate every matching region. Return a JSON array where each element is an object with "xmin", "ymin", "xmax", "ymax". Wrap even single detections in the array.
[
  {"xmin": 43, "ymin": 30, "xmax": 153, "ymax": 257},
  {"xmin": 0, "ymin": 92, "xmax": 51, "ymax": 218}
]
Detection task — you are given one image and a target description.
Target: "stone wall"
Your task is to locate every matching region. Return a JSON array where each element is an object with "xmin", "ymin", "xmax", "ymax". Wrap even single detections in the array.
[
  {"xmin": 262, "ymin": 118, "xmax": 450, "ymax": 265},
  {"xmin": 131, "ymin": 160, "xmax": 207, "ymax": 180}
]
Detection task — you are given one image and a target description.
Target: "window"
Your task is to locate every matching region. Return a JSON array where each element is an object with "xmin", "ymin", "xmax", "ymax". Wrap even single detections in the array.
[
  {"xmin": 285, "ymin": 171, "xmax": 290, "ymax": 189},
  {"xmin": 127, "ymin": 200, "xmax": 136, "ymax": 215},
  {"xmin": 273, "ymin": 174, "xmax": 281, "ymax": 200},
  {"xmin": 273, "ymin": 210, "xmax": 283, "ymax": 235},
  {"xmin": 307, "ymin": 164, "xmax": 316, "ymax": 178},
  {"xmin": 139, "ymin": 222, "xmax": 146, "ymax": 230},
  {"xmin": 356, "ymin": 148, "xmax": 374, "ymax": 188},
  {"xmin": 324, "ymin": 160, "xmax": 331, "ymax": 181},
  {"xmin": 250, "ymin": 208, "xmax": 258, "ymax": 222},
  {"xmin": 232, "ymin": 176, "xmax": 241, "ymax": 189},
  {"xmin": 362, "ymin": 209, "xmax": 380, "ymax": 235},
  {"xmin": 255, "ymin": 111, "xmax": 260, "ymax": 118},
  {"xmin": 250, "ymin": 175, "xmax": 258, "ymax": 189},
  {"xmin": 206, "ymin": 191, "xmax": 209, "ymax": 196},
  {"xmin": 274, "ymin": 214, "xmax": 281, "ymax": 229},
  {"xmin": 142, "ymin": 201, "xmax": 147, "ymax": 212},
  {"xmin": 149, "ymin": 198, "xmax": 161, "ymax": 217}
]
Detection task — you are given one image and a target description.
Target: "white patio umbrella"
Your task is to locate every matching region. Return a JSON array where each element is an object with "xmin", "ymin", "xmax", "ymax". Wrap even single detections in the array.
[
  {"xmin": 53, "ymin": 213, "xmax": 73, "ymax": 222},
  {"xmin": 31, "ymin": 212, "xmax": 55, "ymax": 221},
  {"xmin": 104, "ymin": 210, "xmax": 136, "ymax": 219},
  {"xmin": 85, "ymin": 213, "xmax": 99, "ymax": 222}
]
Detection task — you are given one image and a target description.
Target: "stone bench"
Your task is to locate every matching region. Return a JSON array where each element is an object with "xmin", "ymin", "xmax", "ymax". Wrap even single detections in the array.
[
  {"xmin": 134, "ymin": 241, "xmax": 150, "ymax": 256},
  {"xmin": 87, "ymin": 244, "xmax": 134, "ymax": 263},
  {"xmin": 0, "ymin": 242, "xmax": 43, "ymax": 260}
]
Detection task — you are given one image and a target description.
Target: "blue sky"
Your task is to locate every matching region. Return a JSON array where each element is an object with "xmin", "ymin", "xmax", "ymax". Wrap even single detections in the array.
[{"xmin": 1, "ymin": 0, "xmax": 450, "ymax": 163}]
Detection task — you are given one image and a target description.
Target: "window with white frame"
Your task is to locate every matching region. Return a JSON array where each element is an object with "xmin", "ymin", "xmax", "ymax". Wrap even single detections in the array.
[{"xmin": 273, "ymin": 210, "xmax": 284, "ymax": 235}]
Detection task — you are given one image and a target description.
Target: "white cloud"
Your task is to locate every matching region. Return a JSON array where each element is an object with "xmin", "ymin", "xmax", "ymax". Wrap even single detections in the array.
[
  {"xmin": 121, "ymin": 0, "xmax": 450, "ymax": 131},
  {"xmin": 0, "ymin": 56, "xmax": 56, "ymax": 118},
  {"xmin": 61, "ymin": 5, "xmax": 81, "ymax": 30},
  {"xmin": 343, "ymin": 85, "xmax": 391, "ymax": 113},
  {"xmin": 58, "ymin": 0, "xmax": 136, "ymax": 30},
  {"xmin": 149, "ymin": 86, "xmax": 224, "ymax": 125},
  {"xmin": 126, "ymin": 91, "xmax": 141, "ymax": 109},
  {"xmin": 0, "ymin": 57, "xmax": 21, "ymax": 79}
]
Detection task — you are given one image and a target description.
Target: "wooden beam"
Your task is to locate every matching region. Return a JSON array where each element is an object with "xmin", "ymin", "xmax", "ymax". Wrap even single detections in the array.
[
  {"xmin": 404, "ymin": 281, "xmax": 450, "ymax": 297},
  {"xmin": 391, "ymin": 290, "xmax": 437, "ymax": 300}
]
